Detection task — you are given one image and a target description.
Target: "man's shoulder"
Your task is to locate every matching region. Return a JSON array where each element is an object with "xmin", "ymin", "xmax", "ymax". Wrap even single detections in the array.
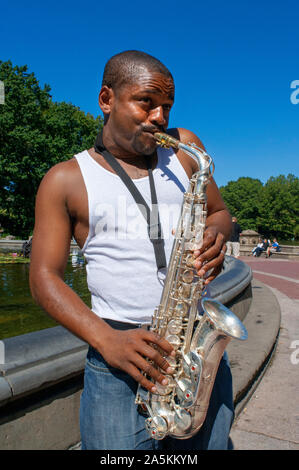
[
  {"xmin": 166, "ymin": 128, "xmax": 206, "ymax": 176},
  {"xmin": 39, "ymin": 155, "xmax": 84, "ymax": 194},
  {"xmin": 45, "ymin": 156, "xmax": 82, "ymax": 179},
  {"xmin": 167, "ymin": 127, "xmax": 205, "ymax": 150}
]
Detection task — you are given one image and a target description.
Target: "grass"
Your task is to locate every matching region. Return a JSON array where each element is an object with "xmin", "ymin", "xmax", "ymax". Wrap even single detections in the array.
[{"xmin": 0, "ymin": 253, "xmax": 30, "ymax": 264}]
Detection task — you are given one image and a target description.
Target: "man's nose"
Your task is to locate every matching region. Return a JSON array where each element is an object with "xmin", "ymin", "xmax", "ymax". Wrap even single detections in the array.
[{"xmin": 149, "ymin": 106, "xmax": 167, "ymax": 127}]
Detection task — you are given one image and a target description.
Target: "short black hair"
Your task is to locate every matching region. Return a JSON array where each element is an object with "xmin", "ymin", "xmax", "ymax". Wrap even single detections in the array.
[{"xmin": 102, "ymin": 50, "xmax": 173, "ymax": 92}]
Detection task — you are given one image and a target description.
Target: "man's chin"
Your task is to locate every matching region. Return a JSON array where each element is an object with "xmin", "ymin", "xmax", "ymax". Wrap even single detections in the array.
[
  {"xmin": 143, "ymin": 143, "xmax": 157, "ymax": 155},
  {"xmin": 134, "ymin": 134, "xmax": 157, "ymax": 155}
]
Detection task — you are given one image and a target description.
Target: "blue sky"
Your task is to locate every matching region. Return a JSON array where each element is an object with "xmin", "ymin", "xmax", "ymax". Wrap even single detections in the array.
[{"xmin": 1, "ymin": 0, "xmax": 298, "ymax": 187}]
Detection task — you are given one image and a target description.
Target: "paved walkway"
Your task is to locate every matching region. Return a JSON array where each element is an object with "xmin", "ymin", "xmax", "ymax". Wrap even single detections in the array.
[{"xmin": 229, "ymin": 257, "xmax": 299, "ymax": 450}]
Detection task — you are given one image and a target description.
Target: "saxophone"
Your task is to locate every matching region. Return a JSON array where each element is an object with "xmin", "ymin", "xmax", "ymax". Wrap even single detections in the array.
[{"xmin": 135, "ymin": 132, "xmax": 248, "ymax": 440}]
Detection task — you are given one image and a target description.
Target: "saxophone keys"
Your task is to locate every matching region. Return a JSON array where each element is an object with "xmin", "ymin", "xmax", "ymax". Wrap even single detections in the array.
[
  {"xmin": 178, "ymin": 283, "xmax": 191, "ymax": 297},
  {"xmin": 154, "ymin": 383, "xmax": 171, "ymax": 396},
  {"xmin": 145, "ymin": 415, "xmax": 168, "ymax": 440},
  {"xmin": 165, "ymin": 334, "xmax": 181, "ymax": 350},
  {"xmin": 175, "ymin": 379, "xmax": 194, "ymax": 408},
  {"xmin": 167, "ymin": 319, "xmax": 182, "ymax": 335},
  {"xmin": 185, "ymin": 253, "xmax": 195, "ymax": 268},
  {"xmin": 154, "ymin": 376, "xmax": 175, "ymax": 396},
  {"xmin": 182, "ymin": 351, "xmax": 203, "ymax": 379},
  {"xmin": 182, "ymin": 269, "xmax": 194, "ymax": 283},
  {"xmin": 175, "ymin": 301, "xmax": 188, "ymax": 317},
  {"xmin": 166, "ymin": 355, "xmax": 177, "ymax": 370}
]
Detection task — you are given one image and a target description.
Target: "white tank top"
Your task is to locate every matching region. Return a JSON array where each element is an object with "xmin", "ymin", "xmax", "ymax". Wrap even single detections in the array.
[{"xmin": 75, "ymin": 147, "xmax": 189, "ymax": 325}]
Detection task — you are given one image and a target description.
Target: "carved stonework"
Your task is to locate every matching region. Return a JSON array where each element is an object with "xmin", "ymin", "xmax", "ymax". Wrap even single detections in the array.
[{"xmin": 240, "ymin": 230, "xmax": 260, "ymax": 246}]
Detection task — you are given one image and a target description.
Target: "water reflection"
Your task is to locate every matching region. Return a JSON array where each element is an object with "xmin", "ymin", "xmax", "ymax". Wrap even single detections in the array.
[{"xmin": 0, "ymin": 257, "xmax": 90, "ymax": 339}]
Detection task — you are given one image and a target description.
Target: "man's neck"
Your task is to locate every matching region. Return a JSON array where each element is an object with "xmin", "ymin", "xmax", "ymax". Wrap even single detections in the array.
[{"xmin": 101, "ymin": 127, "xmax": 137, "ymax": 160}]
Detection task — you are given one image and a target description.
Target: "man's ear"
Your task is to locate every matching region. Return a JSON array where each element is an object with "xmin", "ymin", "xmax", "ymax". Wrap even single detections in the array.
[{"xmin": 98, "ymin": 86, "xmax": 114, "ymax": 114}]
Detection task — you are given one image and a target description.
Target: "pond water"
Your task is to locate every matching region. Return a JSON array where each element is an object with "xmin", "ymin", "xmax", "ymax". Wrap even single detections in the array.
[{"xmin": 0, "ymin": 257, "xmax": 90, "ymax": 339}]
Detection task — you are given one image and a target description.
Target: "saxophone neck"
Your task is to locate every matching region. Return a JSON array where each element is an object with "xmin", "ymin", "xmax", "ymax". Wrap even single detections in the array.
[{"xmin": 154, "ymin": 132, "xmax": 213, "ymax": 176}]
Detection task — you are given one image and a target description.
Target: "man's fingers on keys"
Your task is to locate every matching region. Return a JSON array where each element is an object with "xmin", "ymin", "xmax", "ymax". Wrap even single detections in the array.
[
  {"xmin": 138, "ymin": 342, "xmax": 174, "ymax": 374},
  {"xmin": 146, "ymin": 330, "xmax": 175, "ymax": 357},
  {"xmin": 131, "ymin": 357, "xmax": 169, "ymax": 393}
]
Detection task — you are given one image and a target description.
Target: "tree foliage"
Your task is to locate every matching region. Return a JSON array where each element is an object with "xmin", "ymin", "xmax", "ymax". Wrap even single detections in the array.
[
  {"xmin": 220, "ymin": 174, "xmax": 299, "ymax": 240},
  {"xmin": 219, "ymin": 177, "xmax": 264, "ymax": 232},
  {"xmin": 259, "ymin": 175, "xmax": 299, "ymax": 239},
  {"xmin": 0, "ymin": 61, "xmax": 103, "ymax": 238}
]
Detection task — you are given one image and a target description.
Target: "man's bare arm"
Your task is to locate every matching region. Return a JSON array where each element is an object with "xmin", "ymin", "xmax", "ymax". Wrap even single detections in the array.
[
  {"xmin": 29, "ymin": 163, "xmax": 174, "ymax": 392},
  {"xmin": 29, "ymin": 163, "xmax": 107, "ymax": 346}
]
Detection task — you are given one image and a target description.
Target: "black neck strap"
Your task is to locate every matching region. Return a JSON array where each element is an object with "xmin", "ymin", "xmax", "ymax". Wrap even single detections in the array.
[{"xmin": 94, "ymin": 131, "xmax": 166, "ymax": 270}]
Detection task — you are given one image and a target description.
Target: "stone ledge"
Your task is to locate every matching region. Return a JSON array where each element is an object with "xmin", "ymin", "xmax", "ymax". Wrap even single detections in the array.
[
  {"xmin": 227, "ymin": 278, "xmax": 281, "ymax": 415},
  {"xmin": 240, "ymin": 250, "xmax": 299, "ymax": 260},
  {"xmin": 0, "ymin": 327, "xmax": 87, "ymax": 406},
  {"xmin": 240, "ymin": 244, "xmax": 299, "ymax": 260}
]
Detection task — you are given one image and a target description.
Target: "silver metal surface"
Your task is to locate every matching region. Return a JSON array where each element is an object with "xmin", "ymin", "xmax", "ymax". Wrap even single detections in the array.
[{"xmin": 135, "ymin": 133, "xmax": 248, "ymax": 439}]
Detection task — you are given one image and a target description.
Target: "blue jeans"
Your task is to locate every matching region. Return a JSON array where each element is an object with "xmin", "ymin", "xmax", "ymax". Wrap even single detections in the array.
[{"xmin": 80, "ymin": 346, "xmax": 234, "ymax": 450}]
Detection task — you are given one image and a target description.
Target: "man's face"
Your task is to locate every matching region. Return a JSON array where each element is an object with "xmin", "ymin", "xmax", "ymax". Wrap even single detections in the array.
[{"xmin": 104, "ymin": 70, "xmax": 175, "ymax": 156}]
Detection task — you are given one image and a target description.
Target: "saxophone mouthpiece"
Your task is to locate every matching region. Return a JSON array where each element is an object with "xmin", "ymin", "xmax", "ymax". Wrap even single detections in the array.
[{"xmin": 154, "ymin": 132, "xmax": 180, "ymax": 149}]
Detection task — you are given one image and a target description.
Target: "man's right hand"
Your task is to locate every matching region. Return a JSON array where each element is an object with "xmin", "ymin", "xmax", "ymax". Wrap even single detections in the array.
[{"xmin": 99, "ymin": 326, "xmax": 176, "ymax": 392}]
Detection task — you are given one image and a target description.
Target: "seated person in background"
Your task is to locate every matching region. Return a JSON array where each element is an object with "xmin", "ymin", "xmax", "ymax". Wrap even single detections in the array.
[
  {"xmin": 252, "ymin": 238, "xmax": 269, "ymax": 257},
  {"xmin": 266, "ymin": 238, "xmax": 281, "ymax": 257},
  {"xmin": 252, "ymin": 238, "xmax": 264, "ymax": 257}
]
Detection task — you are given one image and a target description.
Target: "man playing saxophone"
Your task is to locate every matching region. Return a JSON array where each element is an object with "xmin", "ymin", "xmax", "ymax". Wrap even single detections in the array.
[{"xmin": 30, "ymin": 50, "xmax": 233, "ymax": 450}]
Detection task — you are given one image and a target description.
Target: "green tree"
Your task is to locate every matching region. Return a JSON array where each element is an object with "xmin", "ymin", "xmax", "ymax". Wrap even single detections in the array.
[
  {"xmin": 219, "ymin": 177, "xmax": 264, "ymax": 232},
  {"xmin": 220, "ymin": 174, "xmax": 299, "ymax": 240},
  {"xmin": 0, "ymin": 61, "xmax": 103, "ymax": 238},
  {"xmin": 258, "ymin": 174, "xmax": 299, "ymax": 240}
]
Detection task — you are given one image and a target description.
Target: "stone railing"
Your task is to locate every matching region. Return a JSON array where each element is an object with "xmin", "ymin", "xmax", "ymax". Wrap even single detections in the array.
[
  {"xmin": 0, "ymin": 256, "xmax": 252, "ymax": 450},
  {"xmin": 240, "ymin": 244, "xmax": 299, "ymax": 259},
  {"xmin": 2, "ymin": 238, "xmax": 298, "ymax": 260},
  {"xmin": 0, "ymin": 239, "xmax": 78, "ymax": 253}
]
